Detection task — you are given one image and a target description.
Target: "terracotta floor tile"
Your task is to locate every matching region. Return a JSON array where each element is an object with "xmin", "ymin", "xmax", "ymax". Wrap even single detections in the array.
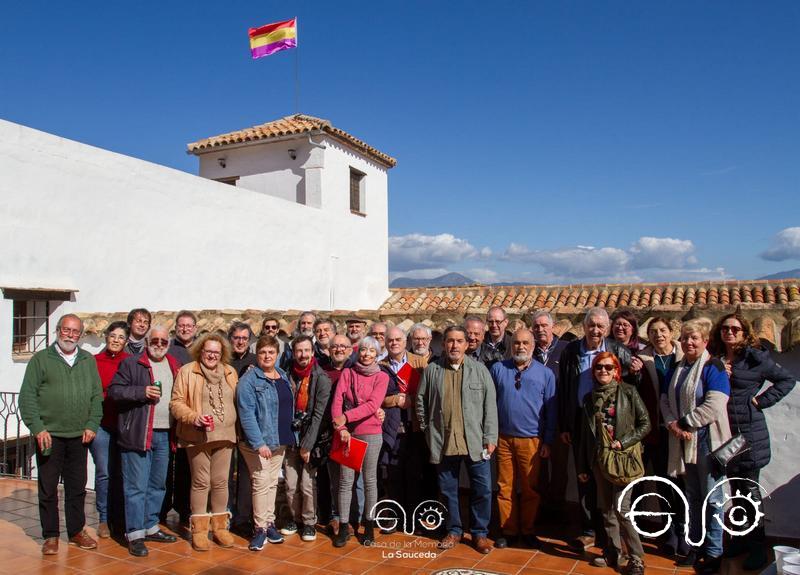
[
  {"xmin": 525, "ymin": 552, "xmax": 578, "ymax": 572},
  {"xmin": 222, "ymin": 554, "xmax": 281, "ymax": 571},
  {"xmin": 322, "ymin": 556, "xmax": 381, "ymax": 575},
  {"xmin": 63, "ymin": 550, "xmax": 119, "ymax": 570},
  {"xmin": 154, "ymin": 557, "xmax": 216, "ymax": 575},
  {"xmin": 517, "ymin": 568, "xmax": 568, "ymax": 575},
  {"xmin": 18, "ymin": 564, "xmax": 83, "ymax": 575},
  {"xmin": 255, "ymin": 561, "xmax": 323, "ymax": 575},
  {"xmin": 85, "ymin": 559, "xmax": 147, "ymax": 575},
  {"xmin": 473, "ymin": 559, "xmax": 525, "ymax": 574},
  {"xmin": 359, "ymin": 564, "xmax": 424, "ymax": 575},
  {"xmin": 422, "ymin": 554, "xmax": 480, "ymax": 570},
  {"xmin": 195, "ymin": 566, "xmax": 253, "ymax": 575},
  {"xmin": 485, "ymin": 547, "xmax": 535, "ymax": 566},
  {"xmin": 285, "ymin": 551, "xmax": 340, "ymax": 568}
]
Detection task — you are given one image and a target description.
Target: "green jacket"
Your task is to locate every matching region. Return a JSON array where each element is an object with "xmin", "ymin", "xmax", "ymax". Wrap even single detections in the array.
[
  {"xmin": 19, "ymin": 345, "xmax": 103, "ymax": 438},
  {"xmin": 576, "ymin": 382, "xmax": 651, "ymax": 476},
  {"xmin": 415, "ymin": 356, "xmax": 498, "ymax": 464}
]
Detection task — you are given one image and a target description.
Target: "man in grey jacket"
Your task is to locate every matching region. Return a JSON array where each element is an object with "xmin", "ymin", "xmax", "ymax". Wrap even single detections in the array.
[{"xmin": 416, "ymin": 325, "xmax": 498, "ymax": 555}]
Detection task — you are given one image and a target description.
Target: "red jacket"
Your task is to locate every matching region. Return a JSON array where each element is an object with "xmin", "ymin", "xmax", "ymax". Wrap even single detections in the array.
[{"xmin": 95, "ymin": 349, "xmax": 130, "ymax": 430}]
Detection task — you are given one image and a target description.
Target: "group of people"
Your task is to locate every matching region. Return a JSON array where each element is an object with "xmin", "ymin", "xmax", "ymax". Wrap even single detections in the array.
[{"xmin": 18, "ymin": 305, "xmax": 796, "ymax": 575}]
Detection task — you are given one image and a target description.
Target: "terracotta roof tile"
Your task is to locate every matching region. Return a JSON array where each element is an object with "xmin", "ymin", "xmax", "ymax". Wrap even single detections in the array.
[
  {"xmin": 187, "ymin": 114, "xmax": 397, "ymax": 168},
  {"xmin": 379, "ymin": 280, "xmax": 800, "ymax": 315}
]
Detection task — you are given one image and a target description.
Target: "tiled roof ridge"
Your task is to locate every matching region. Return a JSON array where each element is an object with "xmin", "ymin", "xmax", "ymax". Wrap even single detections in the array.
[
  {"xmin": 186, "ymin": 113, "xmax": 397, "ymax": 168},
  {"xmin": 389, "ymin": 278, "xmax": 800, "ymax": 292}
]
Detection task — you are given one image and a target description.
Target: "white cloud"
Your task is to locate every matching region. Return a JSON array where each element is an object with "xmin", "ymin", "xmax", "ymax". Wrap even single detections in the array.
[
  {"xmin": 466, "ymin": 268, "xmax": 499, "ymax": 283},
  {"xmin": 388, "ymin": 233, "xmax": 490, "ymax": 271},
  {"xmin": 761, "ymin": 227, "xmax": 800, "ymax": 261},
  {"xmin": 501, "ymin": 236, "xmax": 721, "ymax": 282},
  {"xmin": 502, "ymin": 244, "xmax": 630, "ymax": 278},
  {"xmin": 629, "ymin": 237, "xmax": 698, "ymax": 269}
]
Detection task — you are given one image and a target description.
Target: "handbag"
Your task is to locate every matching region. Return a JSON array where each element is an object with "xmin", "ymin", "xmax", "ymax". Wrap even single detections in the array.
[
  {"xmin": 711, "ymin": 433, "xmax": 749, "ymax": 472},
  {"xmin": 595, "ymin": 416, "xmax": 645, "ymax": 486}
]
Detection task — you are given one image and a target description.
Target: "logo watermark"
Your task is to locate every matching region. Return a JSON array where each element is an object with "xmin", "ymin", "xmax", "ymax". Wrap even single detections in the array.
[
  {"xmin": 618, "ymin": 475, "xmax": 766, "ymax": 546},
  {"xmin": 364, "ymin": 499, "xmax": 449, "ymax": 556}
]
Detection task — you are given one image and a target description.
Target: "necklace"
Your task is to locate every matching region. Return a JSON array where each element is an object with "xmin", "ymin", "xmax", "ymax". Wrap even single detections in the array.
[
  {"xmin": 654, "ymin": 352, "xmax": 673, "ymax": 373},
  {"xmin": 206, "ymin": 380, "xmax": 225, "ymax": 422}
]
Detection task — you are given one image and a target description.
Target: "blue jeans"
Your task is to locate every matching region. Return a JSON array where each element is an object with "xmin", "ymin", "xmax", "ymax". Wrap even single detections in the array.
[
  {"xmin": 121, "ymin": 430, "xmax": 170, "ymax": 540},
  {"xmin": 89, "ymin": 425, "xmax": 113, "ymax": 522},
  {"xmin": 684, "ymin": 431, "xmax": 725, "ymax": 559},
  {"xmin": 436, "ymin": 455, "xmax": 492, "ymax": 537}
]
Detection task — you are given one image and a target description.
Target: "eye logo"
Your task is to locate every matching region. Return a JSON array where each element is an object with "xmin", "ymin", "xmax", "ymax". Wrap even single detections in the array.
[
  {"xmin": 371, "ymin": 499, "xmax": 447, "ymax": 535},
  {"xmin": 618, "ymin": 476, "xmax": 766, "ymax": 546}
]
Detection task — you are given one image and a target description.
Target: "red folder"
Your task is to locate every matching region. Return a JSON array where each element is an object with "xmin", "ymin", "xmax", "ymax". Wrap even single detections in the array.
[{"xmin": 329, "ymin": 434, "xmax": 368, "ymax": 471}]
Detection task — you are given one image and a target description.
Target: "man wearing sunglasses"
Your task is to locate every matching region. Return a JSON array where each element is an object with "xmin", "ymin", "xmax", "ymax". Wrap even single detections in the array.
[
  {"xmin": 109, "ymin": 325, "xmax": 181, "ymax": 557},
  {"xmin": 490, "ymin": 328, "xmax": 556, "ymax": 550}
]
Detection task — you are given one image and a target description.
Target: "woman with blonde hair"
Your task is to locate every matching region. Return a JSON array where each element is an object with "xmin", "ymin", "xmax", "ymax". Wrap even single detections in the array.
[
  {"xmin": 170, "ymin": 333, "xmax": 238, "ymax": 551},
  {"xmin": 660, "ymin": 319, "xmax": 731, "ymax": 575}
]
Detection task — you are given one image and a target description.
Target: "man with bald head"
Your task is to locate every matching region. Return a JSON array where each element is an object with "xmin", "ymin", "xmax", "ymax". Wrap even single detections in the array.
[
  {"xmin": 464, "ymin": 316, "xmax": 486, "ymax": 362},
  {"xmin": 479, "ymin": 306, "xmax": 512, "ymax": 368},
  {"xmin": 490, "ymin": 328, "xmax": 556, "ymax": 549}
]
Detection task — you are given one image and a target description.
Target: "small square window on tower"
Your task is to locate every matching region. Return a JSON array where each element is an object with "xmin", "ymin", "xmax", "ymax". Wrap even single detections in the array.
[{"xmin": 350, "ymin": 167, "xmax": 366, "ymax": 215}]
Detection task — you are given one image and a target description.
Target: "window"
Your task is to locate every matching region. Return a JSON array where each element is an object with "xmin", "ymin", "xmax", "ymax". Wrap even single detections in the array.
[
  {"xmin": 2, "ymin": 288, "xmax": 74, "ymax": 358},
  {"xmin": 349, "ymin": 168, "xmax": 366, "ymax": 215},
  {"xmin": 12, "ymin": 300, "xmax": 50, "ymax": 357}
]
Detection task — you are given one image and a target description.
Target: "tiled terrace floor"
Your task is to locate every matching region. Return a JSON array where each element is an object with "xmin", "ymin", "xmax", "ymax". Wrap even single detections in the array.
[{"xmin": 0, "ymin": 478, "xmax": 766, "ymax": 574}]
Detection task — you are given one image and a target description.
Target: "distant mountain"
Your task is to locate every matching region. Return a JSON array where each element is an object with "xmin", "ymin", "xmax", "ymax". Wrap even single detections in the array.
[
  {"xmin": 758, "ymin": 269, "xmax": 800, "ymax": 280},
  {"xmin": 390, "ymin": 272, "xmax": 476, "ymax": 288}
]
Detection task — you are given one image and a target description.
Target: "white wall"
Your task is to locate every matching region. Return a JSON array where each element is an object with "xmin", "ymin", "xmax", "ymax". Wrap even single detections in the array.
[{"xmin": 0, "ymin": 119, "xmax": 390, "ymax": 395}]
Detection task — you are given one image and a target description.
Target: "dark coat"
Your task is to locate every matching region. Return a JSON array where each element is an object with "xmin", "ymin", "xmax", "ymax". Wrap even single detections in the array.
[
  {"xmin": 534, "ymin": 336, "xmax": 569, "ymax": 384},
  {"xmin": 557, "ymin": 337, "xmax": 633, "ymax": 436},
  {"xmin": 726, "ymin": 347, "xmax": 796, "ymax": 473},
  {"xmin": 478, "ymin": 332, "xmax": 513, "ymax": 369},
  {"xmin": 108, "ymin": 353, "xmax": 181, "ymax": 452},
  {"xmin": 576, "ymin": 382, "xmax": 651, "ymax": 476},
  {"xmin": 288, "ymin": 362, "xmax": 333, "ymax": 453}
]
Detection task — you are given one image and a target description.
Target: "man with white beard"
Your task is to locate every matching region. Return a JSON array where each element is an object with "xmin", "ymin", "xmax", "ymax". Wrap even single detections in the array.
[
  {"xmin": 20, "ymin": 314, "xmax": 103, "ymax": 555},
  {"xmin": 410, "ymin": 323, "xmax": 437, "ymax": 363},
  {"xmin": 489, "ymin": 328, "xmax": 556, "ymax": 550},
  {"xmin": 109, "ymin": 325, "xmax": 181, "ymax": 556}
]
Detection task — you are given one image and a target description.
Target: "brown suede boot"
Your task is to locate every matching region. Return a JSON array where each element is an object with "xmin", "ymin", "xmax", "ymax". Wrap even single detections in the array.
[
  {"xmin": 210, "ymin": 513, "xmax": 235, "ymax": 548},
  {"xmin": 190, "ymin": 514, "xmax": 211, "ymax": 551}
]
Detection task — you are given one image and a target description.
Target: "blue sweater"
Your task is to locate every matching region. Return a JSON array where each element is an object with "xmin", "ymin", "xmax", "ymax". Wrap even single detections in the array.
[{"xmin": 490, "ymin": 359, "xmax": 557, "ymax": 443}]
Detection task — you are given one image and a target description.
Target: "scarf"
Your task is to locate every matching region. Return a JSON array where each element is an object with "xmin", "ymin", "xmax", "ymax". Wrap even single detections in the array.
[
  {"xmin": 666, "ymin": 348, "xmax": 709, "ymax": 475},
  {"xmin": 200, "ymin": 362, "xmax": 224, "ymax": 387},
  {"xmin": 591, "ymin": 380, "xmax": 619, "ymax": 415},
  {"xmin": 127, "ymin": 337, "xmax": 145, "ymax": 354},
  {"xmin": 352, "ymin": 360, "xmax": 380, "ymax": 376},
  {"xmin": 291, "ymin": 357, "xmax": 316, "ymax": 380}
]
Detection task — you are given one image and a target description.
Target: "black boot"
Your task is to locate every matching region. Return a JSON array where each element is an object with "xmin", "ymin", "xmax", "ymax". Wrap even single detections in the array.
[
  {"xmin": 362, "ymin": 520, "xmax": 374, "ymax": 546},
  {"xmin": 333, "ymin": 524, "xmax": 350, "ymax": 548}
]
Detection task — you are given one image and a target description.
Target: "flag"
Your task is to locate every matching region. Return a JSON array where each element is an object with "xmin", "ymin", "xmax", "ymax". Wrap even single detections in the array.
[{"xmin": 248, "ymin": 18, "xmax": 297, "ymax": 59}]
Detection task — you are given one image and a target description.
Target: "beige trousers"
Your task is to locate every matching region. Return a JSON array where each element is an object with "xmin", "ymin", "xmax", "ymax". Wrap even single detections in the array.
[
  {"xmin": 186, "ymin": 441, "xmax": 233, "ymax": 515},
  {"xmin": 239, "ymin": 444, "xmax": 285, "ymax": 528},
  {"xmin": 283, "ymin": 446, "xmax": 317, "ymax": 525}
]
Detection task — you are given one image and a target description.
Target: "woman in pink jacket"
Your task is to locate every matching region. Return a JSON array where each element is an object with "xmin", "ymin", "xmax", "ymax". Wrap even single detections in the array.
[{"xmin": 331, "ymin": 336, "xmax": 389, "ymax": 548}]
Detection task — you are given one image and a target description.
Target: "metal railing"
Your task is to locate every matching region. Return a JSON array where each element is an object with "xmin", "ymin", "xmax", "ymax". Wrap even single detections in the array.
[{"xmin": 0, "ymin": 392, "xmax": 35, "ymax": 478}]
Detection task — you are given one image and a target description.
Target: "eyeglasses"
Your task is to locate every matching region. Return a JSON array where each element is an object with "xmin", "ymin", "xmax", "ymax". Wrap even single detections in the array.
[
  {"xmin": 230, "ymin": 336, "xmax": 249, "ymax": 342},
  {"xmin": 721, "ymin": 325, "xmax": 743, "ymax": 334},
  {"xmin": 148, "ymin": 338, "xmax": 169, "ymax": 347},
  {"xmin": 594, "ymin": 364, "xmax": 616, "ymax": 372},
  {"xmin": 176, "ymin": 324, "xmax": 195, "ymax": 330},
  {"xmin": 59, "ymin": 327, "xmax": 81, "ymax": 336},
  {"xmin": 514, "ymin": 371, "xmax": 522, "ymax": 390},
  {"xmin": 263, "ymin": 325, "xmax": 279, "ymax": 331},
  {"xmin": 331, "ymin": 344, "xmax": 350, "ymax": 350},
  {"xmin": 487, "ymin": 319, "xmax": 506, "ymax": 325},
  {"xmin": 202, "ymin": 350, "xmax": 221, "ymax": 357}
]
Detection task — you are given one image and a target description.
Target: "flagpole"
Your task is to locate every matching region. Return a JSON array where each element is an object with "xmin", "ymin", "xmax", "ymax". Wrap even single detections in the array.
[{"xmin": 294, "ymin": 17, "xmax": 300, "ymax": 114}]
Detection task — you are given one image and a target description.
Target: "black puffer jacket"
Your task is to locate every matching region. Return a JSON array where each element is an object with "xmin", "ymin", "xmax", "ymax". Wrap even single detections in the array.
[{"xmin": 727, "ymin": 347, "xmax": 796, "ymax": 473}]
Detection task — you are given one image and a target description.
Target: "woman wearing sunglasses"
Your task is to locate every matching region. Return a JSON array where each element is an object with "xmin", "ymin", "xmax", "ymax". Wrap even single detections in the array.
[
  {"xmin": 660, "ymin": 319, "xmax": 730, "ymax": 574},
  {"xmin": 576, "ymin": 352, "xmax": 650, "ymax": 575},
  {"xmin": 708, "ymin": 313, "xmax": 796, "ymax": 570}
]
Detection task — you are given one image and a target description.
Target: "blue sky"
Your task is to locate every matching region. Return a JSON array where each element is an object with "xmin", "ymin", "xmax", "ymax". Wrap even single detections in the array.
[{"xmin": 2, "ymin": 1, "xmax": 799, "ymax": 284}]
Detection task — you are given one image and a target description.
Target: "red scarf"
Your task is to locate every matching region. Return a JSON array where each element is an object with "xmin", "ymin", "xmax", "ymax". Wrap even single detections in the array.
[{"xmin": 292, "ymin": 357, "xmax": 316, "ymax": 380}]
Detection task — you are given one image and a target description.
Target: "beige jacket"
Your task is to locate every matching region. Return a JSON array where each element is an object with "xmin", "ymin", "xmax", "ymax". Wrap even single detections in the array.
[{"xmin": 170, "ymin": 361, "xmax": 238, "ymax": 447}]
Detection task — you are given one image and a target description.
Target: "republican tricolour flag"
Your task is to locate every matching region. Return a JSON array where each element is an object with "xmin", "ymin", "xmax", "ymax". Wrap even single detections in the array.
[{"xmin": 249, "ymin": 18, "xmax": 297, "ymax": 59}]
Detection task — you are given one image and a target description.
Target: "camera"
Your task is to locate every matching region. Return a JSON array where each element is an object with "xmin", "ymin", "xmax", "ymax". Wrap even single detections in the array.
[{"xmin": 292, "ymin": 410, "xmax": 311, "ymax": 431}]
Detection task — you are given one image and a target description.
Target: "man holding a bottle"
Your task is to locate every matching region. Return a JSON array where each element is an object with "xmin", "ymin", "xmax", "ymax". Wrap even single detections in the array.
[{"xmin": 109, "ymin": 325, "xmax": 181, "ymax": 557}]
